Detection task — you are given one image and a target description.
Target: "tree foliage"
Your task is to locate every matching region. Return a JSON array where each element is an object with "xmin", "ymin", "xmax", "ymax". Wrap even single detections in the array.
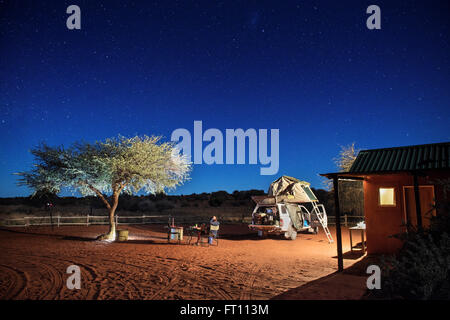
[
  {"xmin": 16, "ymin": 135, "xmax": 191, "ymax": 239},
  {"xmin": 323, "ymin": 142, "xmax": 360, "ymax": 190},
  {"xmin": 334, "ymin": 142, "xmax": 358, "ymax": 172},
  {"xmin": 17, "ymin": 136, "xmax": 191, "ymax": 197}
]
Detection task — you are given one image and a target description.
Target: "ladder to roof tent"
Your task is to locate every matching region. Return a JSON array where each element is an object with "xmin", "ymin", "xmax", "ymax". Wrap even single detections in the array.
[{"xmin": 311, "ymin": 201, "xmax": 334, "ymax": 243}]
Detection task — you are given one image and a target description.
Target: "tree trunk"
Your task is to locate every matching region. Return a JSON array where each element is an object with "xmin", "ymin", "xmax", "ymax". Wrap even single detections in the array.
[
  {"xmin": 97, "ymin": 192, "xmax": 119, "ymax": 241},
  {"xmin": 98, "ymin": 208, "xmax": 117, "ymax": 241}
]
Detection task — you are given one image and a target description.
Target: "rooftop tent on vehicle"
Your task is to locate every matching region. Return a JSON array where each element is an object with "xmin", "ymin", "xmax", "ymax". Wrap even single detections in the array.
[
  {"xmin": 251, "ymin": 195, "xmax": 276, "ymax": 206},
  {"xmin": 268, "ymin": 175, "xmax": 318, "ymax": 203}
]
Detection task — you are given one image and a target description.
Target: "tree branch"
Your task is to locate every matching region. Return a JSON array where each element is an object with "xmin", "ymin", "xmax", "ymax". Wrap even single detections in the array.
[{"xmin": 83, "ymin": 182, "xmax": 111, "ymax": 210}]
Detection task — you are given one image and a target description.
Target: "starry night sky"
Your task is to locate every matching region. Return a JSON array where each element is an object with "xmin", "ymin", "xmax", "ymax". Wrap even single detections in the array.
[{"xmin": 0, "ymin": 0, "xmax": 449, "ymax": 197}]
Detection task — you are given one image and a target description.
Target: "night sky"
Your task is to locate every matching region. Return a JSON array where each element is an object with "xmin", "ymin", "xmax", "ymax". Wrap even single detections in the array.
[{"xmin": 0, "ymin": 0, "xmax": 449, "ymax": 197}]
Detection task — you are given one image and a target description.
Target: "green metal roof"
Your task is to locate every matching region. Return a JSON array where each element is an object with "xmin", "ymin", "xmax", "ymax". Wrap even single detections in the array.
[{"xmin": 349, "ymin": 142, "xmax": 450, "ymax": 173}]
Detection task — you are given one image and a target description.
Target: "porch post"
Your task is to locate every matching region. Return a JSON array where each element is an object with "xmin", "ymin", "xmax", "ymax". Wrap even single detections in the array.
[
  {"xmin": 413, "ymin": 173, "xmax": 423, "ymax": 230},
  {"xmin": 333, "ymin": 175, "xmax": 344, "ymax": 272}
]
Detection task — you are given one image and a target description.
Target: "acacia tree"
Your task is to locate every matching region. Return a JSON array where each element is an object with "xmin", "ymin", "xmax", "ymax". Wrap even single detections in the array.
[
  {"xmin": 334, "ymin": 143, "xmax": 364, "ymax": 216},
  {"xmin": 334, "ymin": 142, "xmax": 358, "ymax": 172},
  {"xmin": 323, "ymin": 143, "xmax": 359, "ymax": 190},
  {"xmin": 16, "ymin": 136, "xmax": 191, "ymax": 240}
]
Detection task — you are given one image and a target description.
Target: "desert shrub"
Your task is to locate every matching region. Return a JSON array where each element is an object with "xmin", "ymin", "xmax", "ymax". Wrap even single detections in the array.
[
  {"xmin": 212, "ymin": 190, "xmax": 231, "ymax": 199},
  {"xmin": 147, "ymin": 192, "xmax": 167, "ymax": 201},
  {"xmin": 138, "ymin": 200, "xmax": 156, "ymax": 212},
  {"xmin": 88, "ymin": 196, "xmax": 106, "ymax": 209},
  {"xmin": 127, "ymin": 199, "xmax": 140, "ymax": 212},
  {"xmin": 117, "ymin": 195, "xmax": 139, "ymax": 211},
  {"xmin": 231, "ymin": 201, "xmax": 241, "ymax": 207},
  {"xmin": 208, "ymin": 191, "xmax": 231, "ymax": 207},
  {"xmin": 14, "ymin": 206, "xmax": 31, "ymax": 214},
  {"xmin": 25, "ymin": 191, "xmax": 60, "ymax": 208},
  {"xmin": 232, "ymin": 189, "xmax": 265, "ymax": 200},
  {"xmin": 155, "ymin": 199, "xmax": 175, "ymax": 212},
  {"xmin": 208, "ymin": 198, "xmax": 223, "ymax": 207},
  {"xmin": 376, "ymin": 232, "xmax": 450, "ymax": 300},
  {"xmin": 371, "ymin": 209, "xmax": 450, "ymax": 300},
  {"xmin": 231, "ymin": 200, "xmax": 250, "ymax": 207},
  {"xmin": 429, "ymin": 213, "xmax": 450, "ymax": 240},
  {"xmin": 189, "ymin": 193, "xmax": 209, "ymax": 201},
  {"xmin": 180, "ymin": 201, "xmax": 190, "ymax": 207}
]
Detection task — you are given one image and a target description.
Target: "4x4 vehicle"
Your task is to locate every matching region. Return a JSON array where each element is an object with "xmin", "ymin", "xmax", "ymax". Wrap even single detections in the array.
[{"xmin": 248, "ymin": 176, "xmax": 333, "ymax": 242}]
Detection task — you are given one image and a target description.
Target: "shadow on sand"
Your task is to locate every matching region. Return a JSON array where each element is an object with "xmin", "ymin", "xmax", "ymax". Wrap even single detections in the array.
[
  {"xmin": 62, "ymin": 235, "xmax": 97, "ymax": 242},
  {"xmin": 0, "ymin": 227, "xmax": 63, "ymax": 239},
  {"xmin": 271, "ymin": 271, "xmax": 341, "ymax": 300},
  {"xmin": 332, "ymin": 250, "xmax": 366, "ymax": 260},
  {"xmin": 271, "ymin": 255, "xmax": 377, "ymax": 300}
]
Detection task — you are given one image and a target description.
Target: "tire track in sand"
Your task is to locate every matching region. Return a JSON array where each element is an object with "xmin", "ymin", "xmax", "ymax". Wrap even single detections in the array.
[
  {"xmin": 0, "ymin": 263, "xmax": 28, "ymax": 299},
  {"xmin": 91, "ymin": 254, "xmax": 172, "ymax": 299},
  {"xmin": 3, "ymin": 251, "xmax": 101, "ymax": 300},
  {"xmin": 185, "ymin": 263, "xmax": 234, "ymax": 300},
  {"xmin": 146, "ymin": 255, "xmax": 215, "ymax": 300},
  {"xmin": 239, "ymin": 265, "xmax": 260, "ymax": 300},
  {"xmin": 7, "ymin": 254, "xmax": 64, "ymax": 300}
]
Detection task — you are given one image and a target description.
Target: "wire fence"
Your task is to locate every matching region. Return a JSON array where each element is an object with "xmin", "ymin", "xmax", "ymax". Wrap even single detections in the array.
[
  {"xmin": 0, "ymin": 215, "xmax": 167, "ymax": 228},
  {"xmin": 0, "ymin": 213, "xmax": 365, "ymax": 228}
]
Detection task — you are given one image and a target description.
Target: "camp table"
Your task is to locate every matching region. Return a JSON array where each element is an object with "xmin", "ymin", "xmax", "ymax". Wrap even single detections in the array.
[
  {"xmin": 349, "ymin": 225, "xmax": 366, "ymax": 253},
  {"xmin": 165, "ymin": 225, "xmax": 183, "ymax": 244}
]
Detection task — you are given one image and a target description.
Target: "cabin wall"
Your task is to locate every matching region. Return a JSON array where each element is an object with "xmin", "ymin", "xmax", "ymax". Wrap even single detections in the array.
[
  {"xmin": 364, "ymin": 174, "xmax": 408, "ymax": 254},
  {"xmin": 364, "ymin": 171, "xmax": 450, "ymax": 254}
]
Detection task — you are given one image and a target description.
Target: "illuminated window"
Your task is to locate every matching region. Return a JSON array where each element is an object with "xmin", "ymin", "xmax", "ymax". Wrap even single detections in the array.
[{"xmin": 379, "ymin": 188, "xmax": 396, "ymax": 206}]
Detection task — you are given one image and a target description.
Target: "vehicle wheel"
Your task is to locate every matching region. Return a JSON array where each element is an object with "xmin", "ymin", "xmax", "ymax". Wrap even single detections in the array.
[
  {"xmin": 290, "ymin": 231, "xmax": 297, "ymax": 240},
  {"xmin": 285, "ymin": 225, "xmax": 297, "ymax": 240}
]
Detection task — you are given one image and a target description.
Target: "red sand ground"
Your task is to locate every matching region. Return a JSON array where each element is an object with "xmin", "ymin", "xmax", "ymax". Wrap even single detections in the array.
[{"xmin": 0, "ymin": 224, "xmax": 366, "ymax": 300}]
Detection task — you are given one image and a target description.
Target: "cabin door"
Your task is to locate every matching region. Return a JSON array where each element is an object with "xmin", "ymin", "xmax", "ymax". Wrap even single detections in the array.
[{"xmin": 403, "ymin": 186, "xmax": 436, "ymax": 229}]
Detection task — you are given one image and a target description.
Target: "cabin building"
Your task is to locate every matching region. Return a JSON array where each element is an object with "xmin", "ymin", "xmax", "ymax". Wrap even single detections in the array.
[{"xmin": 322, "ymin": 142, "xmax": 450, "ymax": 257}]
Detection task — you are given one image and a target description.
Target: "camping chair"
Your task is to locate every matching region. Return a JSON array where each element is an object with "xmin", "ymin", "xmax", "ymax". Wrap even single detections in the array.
[
  {"xmin": 209, "ymin": 224, "xmax": 220, "ymax": 246},
  {"xmin": 188, "ymin": 224, "xmax": 209, "ymax": 246}
]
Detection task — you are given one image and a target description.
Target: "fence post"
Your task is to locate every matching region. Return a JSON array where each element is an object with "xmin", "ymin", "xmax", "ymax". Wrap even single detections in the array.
[
  {"xmin": 344, "ymin": 214, "xmax": 348, "ymax": 227},
  {"xmin": 115, "ymin": 215, "xmax": 119, "ymax": 226},
  {"xmin": 87, "ymin": 214, "xmax": 89, "ymax": 226},
  {"xmin": 57, "ymin": 215, "xmax": 60, "ymax": 228}
]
